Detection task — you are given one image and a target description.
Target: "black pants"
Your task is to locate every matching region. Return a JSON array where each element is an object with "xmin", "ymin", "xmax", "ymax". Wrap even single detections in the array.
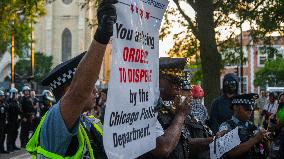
[
  {"xmin": 7, "ymin": 121, "xmax": 19, "ymax": 151},
  {"xmin": 20, "ymin": 119, "xmax": 32, "ymax": 148},
  {"xmin": 0, "ymin": 125, "xmax": 5, "ymax": 151}
]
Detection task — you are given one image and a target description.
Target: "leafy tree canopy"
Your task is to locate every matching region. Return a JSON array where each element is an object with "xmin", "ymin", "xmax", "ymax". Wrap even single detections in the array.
[
  {"xmin": 254, "ymin": 57, "xmax": 284, "ymax": 87},
  {"xmin": 0, "ymin": 0, "xmax": 48, "ymax": 56}
]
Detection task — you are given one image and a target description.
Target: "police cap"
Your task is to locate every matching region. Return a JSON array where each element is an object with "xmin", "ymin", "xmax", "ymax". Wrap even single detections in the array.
[
  {"xmin": 231, "ymin": 93, "xmax": 259, "ymax": 111},
  {"xmin": 41, "ymin": 52, "xmax": 86, "ymax": 91},
  {"xmin": 159, "ymin": 57, "xmax": 191, "ymax": 90}
]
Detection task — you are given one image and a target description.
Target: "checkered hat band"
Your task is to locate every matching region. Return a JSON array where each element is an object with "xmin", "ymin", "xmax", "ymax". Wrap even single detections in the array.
[
  {"xmin": 232, "ymin": 99, "xmax": 252, "ymax": 105},
  {"xmin": 49, "ymin": 68, "xmax": 76, "ymax": 90}
]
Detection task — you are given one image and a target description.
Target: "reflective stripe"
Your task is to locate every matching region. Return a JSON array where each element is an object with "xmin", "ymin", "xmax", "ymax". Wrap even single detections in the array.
[
  {"xmin": 87, "ymin": 116, "xmax": 103, "ymax": 135},
  {"xmin": 26, "ymin": 112, "xmax": 94, "ymax": 159},
  {"xmin": 93, "ymin": 124, "xmax": 103, "ymax": 135}
]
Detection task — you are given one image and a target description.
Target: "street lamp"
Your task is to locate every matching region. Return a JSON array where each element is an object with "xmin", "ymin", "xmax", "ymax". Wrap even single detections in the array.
[
  {"xmin": 239, "ymin": 0, "xmax": 252, "ymax": 93},
  {"xmin": 30, "ymin": 16, "xmax": 35, "ymax": 89},
  {"xmin": 9, "ymin": 13, "xmax": 25, "ymax": 87}
]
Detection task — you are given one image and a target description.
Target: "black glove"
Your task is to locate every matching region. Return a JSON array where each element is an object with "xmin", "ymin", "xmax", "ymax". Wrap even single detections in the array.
[{"xmin": 94, "ymin": 0, "xmax": 118, "ymax": 44}]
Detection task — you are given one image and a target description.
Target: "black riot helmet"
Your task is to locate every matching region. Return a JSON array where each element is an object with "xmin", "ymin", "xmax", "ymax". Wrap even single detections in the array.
[{"xmin": 223, "ymin": 73, "xmax": 239, "ymax": 95}]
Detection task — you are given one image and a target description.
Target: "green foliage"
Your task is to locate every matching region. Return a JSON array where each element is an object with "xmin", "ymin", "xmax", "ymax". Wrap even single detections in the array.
[
  {"xmin": 15, "ymin": 52, "xmax": 53, "ymax": 83},
  {"xmin": 254, "ymin": 57, "xmax": 284, "ymax": 87},
  {"xmin": 0, "ymin": 0, "xmax": 46, "ymax": 56}
]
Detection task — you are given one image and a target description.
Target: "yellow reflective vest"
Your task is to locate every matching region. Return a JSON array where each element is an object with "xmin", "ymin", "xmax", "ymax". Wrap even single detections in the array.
[{"xmin": 26, "ymin": 114, "xmax": 103, "ymax": 159}]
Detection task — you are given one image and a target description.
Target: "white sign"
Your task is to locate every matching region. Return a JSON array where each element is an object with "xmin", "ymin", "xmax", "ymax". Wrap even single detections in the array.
[
  {"xmin": 103, "ymin": 0, "xmax": 168, "ymax": 158},
  {"xmin": 209, "ymin": 127, "xmax": 241, "ymax": 159}
]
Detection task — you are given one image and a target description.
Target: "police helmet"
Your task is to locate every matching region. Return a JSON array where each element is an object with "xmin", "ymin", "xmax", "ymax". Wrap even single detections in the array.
[
  {"xmin": 10, "ymin": 88, "xmax": 18, "ymax": 94},
  {"xmin": 9, "ymin": 88, "xmax": 18, "ymax": 98},
  {"xmin": 42, "ymin": 90, "xmax": 55, "ymax": 102},
  {"xmin": 22, "ymin": 85, "xmax": 31, "ymax": 92},
  {"xmin": 0, "ymin": 90, "xmax": 4, "ymax": 96}
]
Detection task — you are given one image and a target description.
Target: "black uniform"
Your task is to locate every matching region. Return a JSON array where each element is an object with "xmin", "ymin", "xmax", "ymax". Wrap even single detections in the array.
[
  {"xmin": 219, "ymin": 117, "xmax": 266, "ymax": 159},
  {"xmin": 218, "ymin": 94, "xmax": 266, "ymax": 159},
  {"xmin": 7, "ymin": 98, "xmax": 21, "ymax": 151},
  {"xmin": 20, "ymin": 95, "xmax": 35, "ymax": 148},
  {"xmin": 40, "ymin": 98, "xmax": 51, "ymax": 117},
  {"xmin": 139, "ymin": 99, "xmax": 212, "ymax": 159},
  {"xmin": 0, "ymin": 99, "xmax": 8, "ymax": 153}
]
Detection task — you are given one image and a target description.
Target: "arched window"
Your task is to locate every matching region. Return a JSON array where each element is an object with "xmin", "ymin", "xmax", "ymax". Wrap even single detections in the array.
[
  {"xmin": 62, "ymin": 28, "xmax": 72, "ymax": 62},
  {"xmin": 62, "ymin": 0, "xmax": 73, "ymax": 5}
]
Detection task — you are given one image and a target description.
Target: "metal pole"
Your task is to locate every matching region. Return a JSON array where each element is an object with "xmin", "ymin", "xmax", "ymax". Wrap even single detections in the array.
[
  {"xmin": 240, "ymin": 17, "xmax": 244, "ymax": 94},
  {"xmin": 11, "ymin": 32, "xmax": 15, "ymax": 85},
  {"xmin": 31, "ymin": 21, "xmax": 34, "ymax": 77}
]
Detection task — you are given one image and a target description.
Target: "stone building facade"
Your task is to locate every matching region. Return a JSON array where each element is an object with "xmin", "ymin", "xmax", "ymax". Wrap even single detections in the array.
[{"xmin": 34, "ymin": 0, "xmax": 111, "ymax": 85}]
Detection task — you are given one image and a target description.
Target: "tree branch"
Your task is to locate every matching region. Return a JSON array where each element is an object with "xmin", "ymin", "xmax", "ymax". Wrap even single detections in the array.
[
  {"xmin": 217, "ymin": 32, "xmax": 236, "ymax": 47},
  {"xmin": 173, "ymin": 0, "xmax": 200, "ymax": 39}
]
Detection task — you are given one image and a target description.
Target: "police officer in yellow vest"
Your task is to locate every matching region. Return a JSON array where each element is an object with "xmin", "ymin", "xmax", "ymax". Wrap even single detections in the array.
[{"xmin": 26, "ymin": 0, "xmax": 117, "ymax": 158}]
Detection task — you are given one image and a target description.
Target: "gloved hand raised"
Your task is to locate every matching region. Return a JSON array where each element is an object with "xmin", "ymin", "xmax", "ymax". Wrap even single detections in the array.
[{"xmin": 94, "ymin": 0, "xmax": 118, "ymax": 44}]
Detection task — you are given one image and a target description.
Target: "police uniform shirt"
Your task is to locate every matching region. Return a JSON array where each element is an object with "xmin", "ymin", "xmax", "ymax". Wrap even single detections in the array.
[
  {"xmin": 0, "ymin": 101, "xmax": 6, "ymax": 123},
  {"xmin": 21, "ymin": 96, "xmax": 35, "ymax": 118},
  {"xmin": 7, "ymin": 99, "xmax": 20, "ymax": 122},
  {"xmin": 40, "ymin": 102, "xmax": 79, "ymax": 156},
  {"xmin": 219, "ymin": 116, "xmax": 250, "ymax": 132}
]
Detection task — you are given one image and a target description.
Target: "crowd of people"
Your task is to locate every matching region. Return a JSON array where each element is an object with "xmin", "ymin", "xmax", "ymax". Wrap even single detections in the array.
[{"xmin": 0, "ymin": 86, "xmax": 54, "ymax": 154}]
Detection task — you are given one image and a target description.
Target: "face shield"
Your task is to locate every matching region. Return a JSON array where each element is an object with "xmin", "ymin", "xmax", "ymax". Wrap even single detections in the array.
[{"xmin": 43, "ymin": 90, "xmax": 56, "ymax": 103}]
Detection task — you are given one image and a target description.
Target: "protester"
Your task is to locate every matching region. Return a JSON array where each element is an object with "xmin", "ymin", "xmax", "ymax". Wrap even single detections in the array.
[
  {"xmin": 262, "ymin": 92, "xmax": 278, "ymax": 129},
  {"xmin": 267, "ymin": 93, "xmax": 284, "ymax": 159},
  {"xmin": 26, "ymin": 1, "xmax": 118, "ymax": 158},
  {"xmin": 6, "ymin": 88, "xmax": 21, "ymax": 152},
  {"xmin": 210, "ymin": 73, "xmax": 239, "ymax": 133},
  {"xmin": 0, "ymin": 90, "xmax": 9, "ymax": 154},
  {"xmin": 279, "ymin": 92, "xmax": 284, "ymax": 103},
  {"xmin": 256, "ymin": 91, "xmax": 268, "ymax": 126},
  {"xmin": 219, "ymin": 93, "xmax": 270, "ymax": 159},
  {"xmin": 277, "ymin": 99, "xmax": 284, "ymax": 159},
  {"xmin": 191, "ymin": 85, "xmax": 208, "ymax": 124}
]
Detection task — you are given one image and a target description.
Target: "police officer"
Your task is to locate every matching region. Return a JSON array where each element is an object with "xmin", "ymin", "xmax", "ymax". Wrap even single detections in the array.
[
  {"xmin": 6, "ymin": 88, "xmax": 21, "ymax": 152},
  {"xmin": 219, "ymin": 93, "xmax": 270, "ymax": 159},
  {"xmin": 0, "ymin": 90, "xmax": 9, "ymax": 154},
  {"xmin": 39, "ymin": 90, "xmax": 54, "ymax": 117},
  {"xmin": 210, "ymin": 73, "xmax": 239, "ymax": 133},
  {"xmin": 25, "ymin": 0, "xmax": 117, "ymax": 158},
  {"xmin": 137, "ymin": 57, "xmax": 192, "ymax": 158},
  {"xmin": 20, "ymin": 85, "xmax": 35, "ymax": 148}
]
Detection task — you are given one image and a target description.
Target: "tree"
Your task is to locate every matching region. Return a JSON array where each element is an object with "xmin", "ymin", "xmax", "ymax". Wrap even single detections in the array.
[
  {"xmin": 0, "ymin": 0, "xmax": 47, "ymax": 56},
  {"xmin": 160, "ymin": 0, "xmax": 284, "ymax": 109},
  {"xmin": 15, "ymin": 52, "xmax": 53, "ymax": 84},
  {"xmin": 254, "ymin": 57, "xmax": 284, "ymax": 87}
]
